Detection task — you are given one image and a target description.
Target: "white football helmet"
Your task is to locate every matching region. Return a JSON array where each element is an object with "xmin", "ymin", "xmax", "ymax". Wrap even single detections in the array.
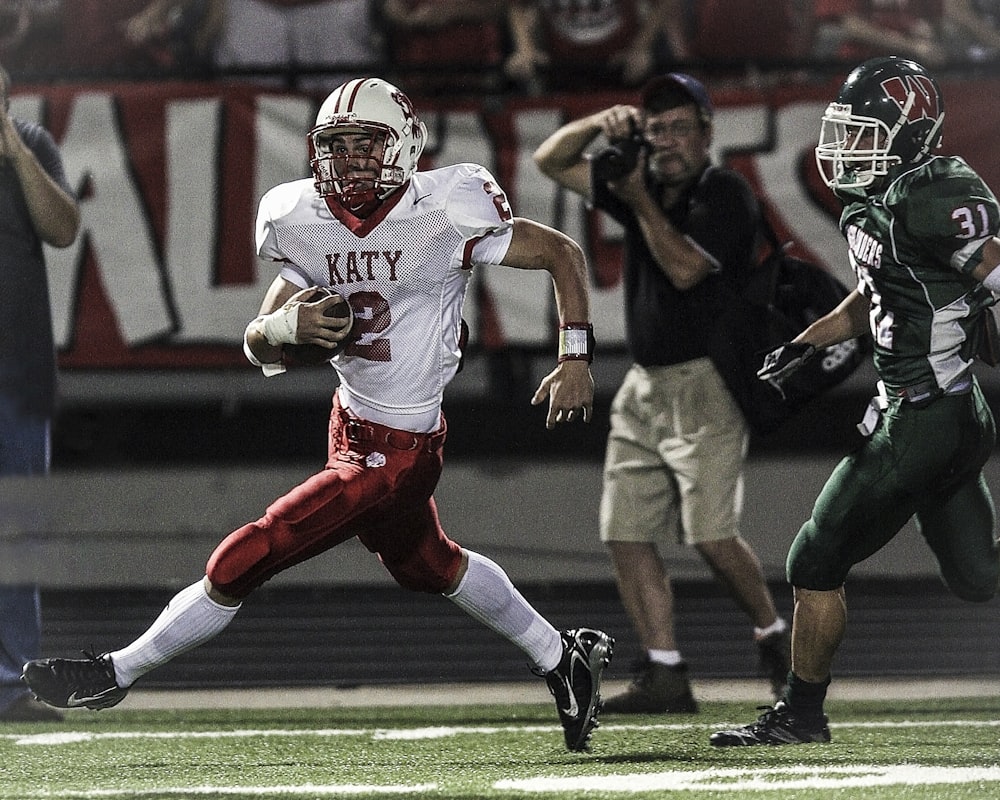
[{"xmin": 308, "ymin": 78, "xmax": 427, "ymax": 207}]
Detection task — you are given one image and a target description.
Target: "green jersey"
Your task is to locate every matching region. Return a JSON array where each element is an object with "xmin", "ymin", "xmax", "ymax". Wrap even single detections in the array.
[{"xmin": 840, "ymin": 155, "xmax": 999, "ymax": 394}]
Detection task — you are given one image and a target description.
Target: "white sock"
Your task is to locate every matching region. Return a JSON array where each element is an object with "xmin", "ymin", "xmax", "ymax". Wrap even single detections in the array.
[
  {"xmin": 446, "ymin": 550, "xmax": 562, "ymax": 672},
  {"xmin": 648, "ymin": 649, "xmax": 683, "ymax": 666},
  {"xmin": 754, "ymin": 617, "xmax": 788, "ymax": 641},
  {"xmin": 109, "ymin": 580, "xmax": 241, "ymax": 688}
]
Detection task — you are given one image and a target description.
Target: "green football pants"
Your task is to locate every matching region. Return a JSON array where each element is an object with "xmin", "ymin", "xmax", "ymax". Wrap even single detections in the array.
[{"xmin": 788, "ymin": 380, "xmax": 999, "ymax": 601}]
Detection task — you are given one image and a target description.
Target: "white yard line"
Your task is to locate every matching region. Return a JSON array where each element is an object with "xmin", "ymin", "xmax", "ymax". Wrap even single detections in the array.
[
  {"xmin": 9, "ymin": 717, "xmax": 1000, "ymax": 747},
  {"xmin": 496, "ymin": 765, "xmax": 1000, "ymax": 793}
]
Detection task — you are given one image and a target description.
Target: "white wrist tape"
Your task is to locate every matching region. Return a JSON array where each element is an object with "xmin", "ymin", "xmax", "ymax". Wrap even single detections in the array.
[
  {"xmin": 243, "ymin": 330, "xmax": 265, "ymax": 367},
  {"xmin": 983, "ymin": 264, "xmax": 1000, "ymax": 294},
  {"xmin": 259, "ymin": 302, "xmax": 300, "ymax": 346},
  {"xmin": 244, "ymin": 317, "xmax": 287, "ymax": 377}
]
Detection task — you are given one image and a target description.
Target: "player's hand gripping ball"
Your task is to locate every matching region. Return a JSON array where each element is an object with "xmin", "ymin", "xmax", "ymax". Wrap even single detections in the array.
[{"xmin": 282, "ymin": 289, "xmax": 354, "ymax": 366}]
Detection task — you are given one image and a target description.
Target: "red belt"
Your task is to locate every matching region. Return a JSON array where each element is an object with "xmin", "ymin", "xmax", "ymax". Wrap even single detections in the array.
[{"xmin": 340, "ymin": 413, "xmax": 446, "ymax": 454}]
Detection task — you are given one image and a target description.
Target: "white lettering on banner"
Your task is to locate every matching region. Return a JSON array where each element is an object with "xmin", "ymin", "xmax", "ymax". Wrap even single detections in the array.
[
  {"xmin": 255, "ymin": 95, "xmax": 313, "ymax": 209},
  {"xmin": 422, "ymin": 109, "xmax": 494, "ymax": 177},
  {"xmin": 711, "ymin": 104, "xmax": 770, "ymax": 160},
  {"xmin": 165, "ymin": 98, "xmax": 241, "ymax": 342},
  {"xmin": 167, "ymin": 95, "xmax": 313, "ymax": 344},
  {"xmin": 507, "ymin": 108, "xmax": 627, "ymax": 347},
  {"xmin": 168, "ymin": 95, "xmax": 313, "ymax": 342},
  {"xmin": 49, "ymin": 93, "xmax": 174, "ymax": 347}
]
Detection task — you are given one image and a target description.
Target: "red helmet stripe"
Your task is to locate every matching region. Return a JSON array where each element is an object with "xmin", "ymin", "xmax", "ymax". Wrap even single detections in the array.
[{"xmin": 337, "ymin": 79, "xmax": 366, "ymax": 114}]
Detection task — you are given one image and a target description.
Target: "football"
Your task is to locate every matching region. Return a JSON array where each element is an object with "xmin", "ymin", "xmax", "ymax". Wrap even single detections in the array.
[{"xmin": 282, "ymin": 289, "xmax": 354, "ymax": 366}]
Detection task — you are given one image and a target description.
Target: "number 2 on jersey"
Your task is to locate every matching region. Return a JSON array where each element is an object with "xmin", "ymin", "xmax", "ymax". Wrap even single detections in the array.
[{"xmin": 343, "ymin": 291, "xmax": 390, "ymax": 361}]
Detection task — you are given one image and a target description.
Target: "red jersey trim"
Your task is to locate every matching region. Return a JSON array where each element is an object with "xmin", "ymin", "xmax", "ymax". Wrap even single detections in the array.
[
  {"xmin": 323, "ymin": 181, "xmax": 409, "ymax": 237},
  {"xmin": 461, "ymin": 234, "xmax": 488, "ymax": 270}
]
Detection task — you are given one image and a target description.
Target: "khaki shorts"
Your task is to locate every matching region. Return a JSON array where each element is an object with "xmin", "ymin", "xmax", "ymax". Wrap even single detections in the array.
[{"xmin": 599, "ymin": 358, "xmax": 748, "ymax": 546}]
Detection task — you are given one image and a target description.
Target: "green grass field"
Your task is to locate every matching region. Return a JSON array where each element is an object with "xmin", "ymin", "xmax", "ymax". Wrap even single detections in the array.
[{"xmin": 3, "ymin": 694, "xmax": 999, "ymax": 799}]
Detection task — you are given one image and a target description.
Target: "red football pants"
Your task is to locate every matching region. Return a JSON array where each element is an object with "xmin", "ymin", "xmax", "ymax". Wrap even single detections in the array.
[{"xmin": 206, "ymin": 395, "xmax": 463, "ymax": 598}]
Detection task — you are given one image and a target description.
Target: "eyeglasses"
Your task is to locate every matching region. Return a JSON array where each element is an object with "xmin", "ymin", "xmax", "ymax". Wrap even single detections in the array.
[{"xmin": 643, "ymin": 120, "xmax": 701, "ymax": 141}]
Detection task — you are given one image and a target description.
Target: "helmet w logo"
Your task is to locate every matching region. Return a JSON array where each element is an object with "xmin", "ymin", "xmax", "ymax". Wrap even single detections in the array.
[{"xmin": 880, "ymin": 75, "xmax": 940, "ymax": 121}]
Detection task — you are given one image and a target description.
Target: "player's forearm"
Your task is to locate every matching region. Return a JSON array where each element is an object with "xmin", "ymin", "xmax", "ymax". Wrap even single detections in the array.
[
  {"xmin": 795, "ymin": 289, "xmax": 869, "ymax": 348},
  {"xmin": 550, "ymin": 262, "xmax": 591, "ymax": 327}
]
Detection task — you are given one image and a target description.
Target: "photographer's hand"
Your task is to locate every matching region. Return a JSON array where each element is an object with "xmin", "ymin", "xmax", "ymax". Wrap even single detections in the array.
[{"xmin": 598, "ymin": 105, "xmax": 642, "ymax": 142}]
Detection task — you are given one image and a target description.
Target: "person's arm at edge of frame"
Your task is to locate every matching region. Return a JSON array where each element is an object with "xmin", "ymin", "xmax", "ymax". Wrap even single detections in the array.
[
  {"xmin": 0, "ymin": 107, "xmax": 79, "ymax": 248},
  {"xmin": 501, "ymin": 216, "xmax": 595, "ymax": 430},
  {"xmin": 504, "ymin": 1, "xmax": 547, "ymax": 88}
]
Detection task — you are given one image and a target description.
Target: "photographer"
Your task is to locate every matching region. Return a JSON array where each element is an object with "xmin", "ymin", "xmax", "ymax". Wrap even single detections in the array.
[{"xmin": 534, "ymin": 73, "xmax": 789, "ymax": 714}]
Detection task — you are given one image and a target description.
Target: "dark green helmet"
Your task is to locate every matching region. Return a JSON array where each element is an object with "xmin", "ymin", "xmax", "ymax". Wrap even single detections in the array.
[{"xmin": 816, "ymin": 56, "xmax": 945, "ymax": 193}]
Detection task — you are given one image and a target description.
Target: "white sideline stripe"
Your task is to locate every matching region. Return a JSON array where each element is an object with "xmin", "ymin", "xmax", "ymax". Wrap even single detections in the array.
[
  {"xmin": 114, "ymin": 676, "xmax": 1000, "ymax": 711},
  {"xmin": 24, "ymin": 785, "xmax": 437, "ymax": 797},
  {"xmin": 495, "ymin": 765, "xmax": 1000, "ymax": 793},
  {"xmin": 9, "ymin": 718, "xmax": 1000, "ymax": 747}
]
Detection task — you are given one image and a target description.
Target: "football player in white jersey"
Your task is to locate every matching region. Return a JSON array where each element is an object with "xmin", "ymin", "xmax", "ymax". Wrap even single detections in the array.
[{"xmin": 23, "ymin": 78, "xmax": 614, "ymax": 753}]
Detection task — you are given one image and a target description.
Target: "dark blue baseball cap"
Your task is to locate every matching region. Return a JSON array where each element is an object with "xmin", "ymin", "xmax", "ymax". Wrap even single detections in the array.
[{"xmin": 641, "ymin": 72, "xmax": 713, "ymax": 120}]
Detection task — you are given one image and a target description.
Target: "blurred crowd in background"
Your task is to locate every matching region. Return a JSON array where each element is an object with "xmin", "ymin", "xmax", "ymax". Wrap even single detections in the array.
[{"xmin": 1, "ymin": 0, "xmax": 999, "ymax": 95}]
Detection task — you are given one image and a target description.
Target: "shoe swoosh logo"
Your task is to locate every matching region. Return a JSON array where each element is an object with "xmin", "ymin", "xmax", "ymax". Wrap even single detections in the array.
[
  {"xmin": 65, "ymin": 688, "xmax": 117, "ymax": 708},
  {"xmin": 558, "ymin": 649, "xmax": 587, "ymax": 718},
  {"xmin": 65, "ymin": 692, "xmax": 96, "ymax": 708},
  {"xmin": 413, "ymin": 193, "xmax": 431, "ymax": 205},
  {"xmin": 557, "ymin": 673, "xmax": 578, "ymax": 718}
]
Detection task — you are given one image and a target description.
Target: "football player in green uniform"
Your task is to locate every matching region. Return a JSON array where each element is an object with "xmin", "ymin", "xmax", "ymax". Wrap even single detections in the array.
[{"xmin": 710, "ymin": 55, "xmax": 1000, "ymax": 746}]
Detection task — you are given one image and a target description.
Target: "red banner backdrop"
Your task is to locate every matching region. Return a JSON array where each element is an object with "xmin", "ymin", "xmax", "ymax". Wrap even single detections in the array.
[{"xmin": 14, "ymin": 78, "xmax": 1000, "ymax": 371}]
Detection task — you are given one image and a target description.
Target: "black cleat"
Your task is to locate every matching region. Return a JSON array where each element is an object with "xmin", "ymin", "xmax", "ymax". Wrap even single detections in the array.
[
  {"xmin": 22, "ymin": 652, "xmax": 128, "ymax": 710},
  {"xmin": 535, "ymin": 628, "xmax": 614, "ymax": 752},
  {"xmin": 710, "ymin": 701, "xmax": 831, "ymax": 747}
]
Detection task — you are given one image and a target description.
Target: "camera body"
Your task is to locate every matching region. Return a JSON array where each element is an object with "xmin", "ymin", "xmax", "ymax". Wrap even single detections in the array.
[{"xmin": 593, "ymin": 131, "xmax": 645, "ymax": 182}]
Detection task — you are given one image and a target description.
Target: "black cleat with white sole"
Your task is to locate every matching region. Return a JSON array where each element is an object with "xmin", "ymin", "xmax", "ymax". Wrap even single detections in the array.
[
  {"xmin": 22, "ymin": 652, "xmax": 128, "ymax": 710},
  {"xmin": 535, "ymin": 627, "xmax": 614, "ymax": 752}
]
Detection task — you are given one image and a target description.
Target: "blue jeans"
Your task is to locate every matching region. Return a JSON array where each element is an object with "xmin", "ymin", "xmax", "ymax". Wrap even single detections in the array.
[{"xmin": 0, "ymin": 397, "xmax": 49, "ymax": 711}]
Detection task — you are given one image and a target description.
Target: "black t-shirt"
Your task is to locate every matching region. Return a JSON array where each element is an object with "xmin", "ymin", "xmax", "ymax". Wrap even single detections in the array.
[{"xmin": 592, "ymin": 163, "xmax": 759, "ymax": 367}]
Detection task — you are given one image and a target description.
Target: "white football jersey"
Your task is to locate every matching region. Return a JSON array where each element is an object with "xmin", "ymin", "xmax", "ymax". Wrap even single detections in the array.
[{"xmin": 255, "ymin": 163, "xmax": 515, "ymax": 432}]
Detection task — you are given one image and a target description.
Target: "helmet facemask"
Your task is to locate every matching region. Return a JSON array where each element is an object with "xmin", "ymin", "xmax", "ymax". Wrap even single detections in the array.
[
  {"xmin": 310, "ymin": 122, "xmax": 401, "ymax": 209},
  {"xmin": 308, "ymin": 78, "xmax": 427, "ymax": 212},
  {"xmin": 816, "ymin": 102, "xmax": 897, "ymax": 191}
]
